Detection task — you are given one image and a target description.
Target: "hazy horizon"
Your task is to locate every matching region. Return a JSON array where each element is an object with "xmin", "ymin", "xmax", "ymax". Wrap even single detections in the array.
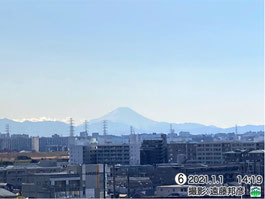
[{"xmin": 1, "ymin": 106, "xmax": 264, "ymax": 129}]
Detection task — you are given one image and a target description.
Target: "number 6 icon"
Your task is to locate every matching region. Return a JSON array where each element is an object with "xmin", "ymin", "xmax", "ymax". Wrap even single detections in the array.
[{"xmin": 175, "ymin": 173, "xmax": 187, "ymax": 185}]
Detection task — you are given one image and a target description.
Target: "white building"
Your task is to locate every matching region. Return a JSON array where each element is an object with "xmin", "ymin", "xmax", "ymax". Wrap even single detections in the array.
[
  {"xmin": 31, "ymin": 136, "xmax": 39, "ymax": 152},
  {"xmin": 129, "ymin": 134, "xmax": 141, "ymax": 165}
]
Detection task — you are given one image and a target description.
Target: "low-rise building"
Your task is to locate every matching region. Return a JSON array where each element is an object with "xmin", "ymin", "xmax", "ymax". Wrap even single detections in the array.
[
  {"xmin": 155, "ymin": 185, "xmax": 188, "ymax": 197},
  {"xmin": 0, "ymin": 164, "xmax": 63, "ymax": 189},
  {"xmin": 21, "ymin": 164, "xmax": 109, "ymax": 198},
  {"xmin": 196, "ymin": 141, "xmax": 264, "ymax": 164},
  {"xmin": 22, "ymin": 172, "xmax": 81, "ymax": 198},
  {"xmin": 168, "ymin": 141, "xmax": 264, "ymax": 165}
]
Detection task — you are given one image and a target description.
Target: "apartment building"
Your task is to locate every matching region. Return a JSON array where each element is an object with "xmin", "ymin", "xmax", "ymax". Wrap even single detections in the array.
[
  {"xmin": 21, "ymin": 164, "xmax": 110, "ymax": 198},
  {"xmin": 168, "ymin": 141, "xmax": 264, "ymax": 165},
  {"xmin": 140, "ymin": 134, "xmax": 168, "ymax": 165},
  {"xmin": 69, "ymin": 143, "xmax": 130, "ymax": 165}
]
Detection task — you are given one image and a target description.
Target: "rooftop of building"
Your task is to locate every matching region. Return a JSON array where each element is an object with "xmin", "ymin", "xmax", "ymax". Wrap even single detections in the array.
[
  {"xmin": 0, "ymin": 164, "xmax": 61, "ymax": 171},
  {"xmin": 33, "ymin": 171, "xmax": 80, "ymax": 178},
  {"xmin": 248, "ymin": 149, "xmax": 265, "ymax": 154},
  {"xmin": 0, "ymin": 183, "xmax": 7, "ymax": 186},
  {"xmin": 223, "ymin": 149, "xmax": 248, "ymax": 154},
  {"xmin": 0, "ymin": 188, "xmax": 17, "ymax": 198}
]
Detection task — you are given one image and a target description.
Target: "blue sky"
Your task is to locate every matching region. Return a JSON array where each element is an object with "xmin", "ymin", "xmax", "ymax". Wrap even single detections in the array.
[{"xmin": 0, "ymin": 0, "xmax": 263, "ymax": 127}]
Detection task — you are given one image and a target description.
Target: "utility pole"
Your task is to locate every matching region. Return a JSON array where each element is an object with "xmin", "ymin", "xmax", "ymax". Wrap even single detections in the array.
[
  {"xmin": 103, "ymin": 163, "xmax": 106, "ymax": 198},
  {"xmin": 113, "ymin": 164, "xmax": 116, "ymax": 198},
  {"xmin": 127, "ymin": 167, "xmax": 130, "ymax": 198}
]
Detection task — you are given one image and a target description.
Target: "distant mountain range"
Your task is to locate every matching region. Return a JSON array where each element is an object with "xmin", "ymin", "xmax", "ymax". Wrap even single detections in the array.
[{"xmin": 0, "ymin": 107, "xmax": 264, "ymax": 136}]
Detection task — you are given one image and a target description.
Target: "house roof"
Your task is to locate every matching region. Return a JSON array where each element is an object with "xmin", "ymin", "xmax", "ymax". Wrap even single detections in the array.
[{"xmin": 0, "ymin": 188, "xmax": 16, "ymax": 198}]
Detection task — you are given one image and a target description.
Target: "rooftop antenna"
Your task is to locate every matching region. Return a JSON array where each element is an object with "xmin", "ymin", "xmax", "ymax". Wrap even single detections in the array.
[
  {"xmin": 70, "ymin": 118, "xmax": 74, "ymax": 137},
  {"xmin": 103, "ymin": 120, "xmax": 107, "ymax": 143}
]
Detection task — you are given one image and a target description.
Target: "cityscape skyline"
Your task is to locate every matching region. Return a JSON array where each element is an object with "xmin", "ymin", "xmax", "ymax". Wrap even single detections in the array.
[
  {"xmin": 0, "ymin": 1, "xmax": 263, "ymax": 198},
  {"xmin": 0, "ymin": 0, "xmax": 264, "ymax": 128}
]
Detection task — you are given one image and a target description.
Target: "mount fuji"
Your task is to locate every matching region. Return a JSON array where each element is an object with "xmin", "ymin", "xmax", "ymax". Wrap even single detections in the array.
[{"xmin": 0, "ymin": 107, "xmax": 264, "ymax": 136}]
